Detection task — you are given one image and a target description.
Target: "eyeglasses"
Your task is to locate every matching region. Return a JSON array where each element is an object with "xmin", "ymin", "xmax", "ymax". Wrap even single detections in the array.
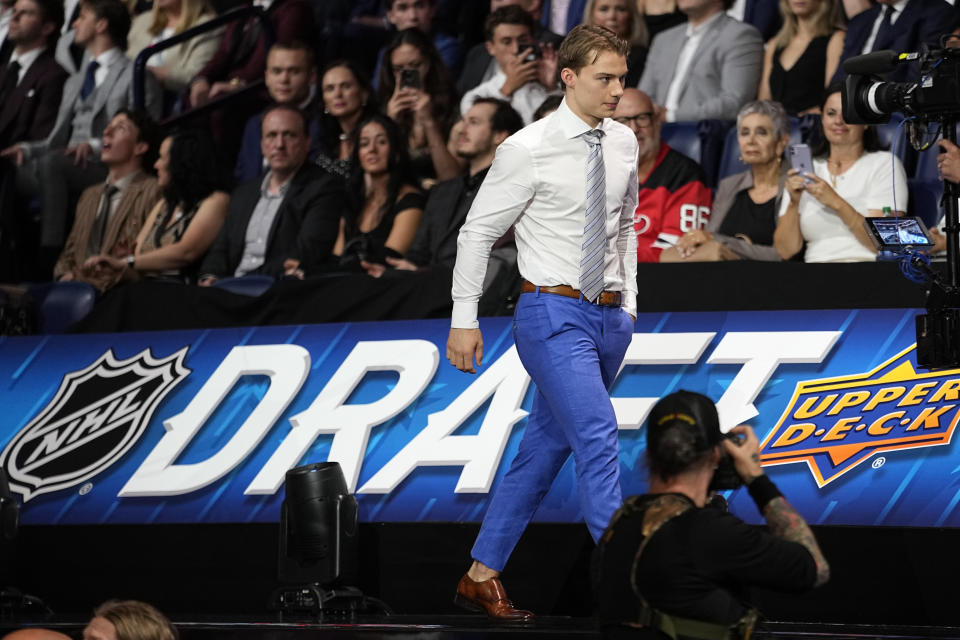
[{"xmin": 614, "ymin": 112, "xmax": 654, "ymax": 128}]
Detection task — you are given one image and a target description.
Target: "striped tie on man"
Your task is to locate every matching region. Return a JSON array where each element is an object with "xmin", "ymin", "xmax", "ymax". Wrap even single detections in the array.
[{"xmin": 579, "ymin": 129, "xmax": 606, "ymax": 302}]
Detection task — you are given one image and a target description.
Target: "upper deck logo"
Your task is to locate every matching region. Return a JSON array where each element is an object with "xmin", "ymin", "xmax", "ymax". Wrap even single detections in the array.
[
  {"xmin": 760, "ymin": 346, "xmax": 960, "ymax": 487},
  {"xmin": 0, "ymin": 348, "xmax": 190, "ymax": 501}
]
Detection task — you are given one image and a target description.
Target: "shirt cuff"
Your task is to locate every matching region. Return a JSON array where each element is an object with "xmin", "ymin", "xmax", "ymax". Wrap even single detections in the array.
[
  {"xmin": 451, "ymin": 301, "xmax": 479, "ymax": 329},
  {"xmin": 622, "ymin": 290, "xmax": 636, "ymax": 318}
]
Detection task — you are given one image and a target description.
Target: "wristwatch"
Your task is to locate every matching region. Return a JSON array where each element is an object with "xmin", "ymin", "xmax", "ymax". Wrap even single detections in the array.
[{"xmin": 125, "ymin": 255, "xmax": 136, "ymax": 268}]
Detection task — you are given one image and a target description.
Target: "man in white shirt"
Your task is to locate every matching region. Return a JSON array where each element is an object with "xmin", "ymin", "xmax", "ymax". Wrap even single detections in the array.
[
  {"xmin": 460, "ymin": 5, "xmax": 559, "ymax": 124},
  {"xmin": 449, "ymin": 23, "xmax": 638, "ymax": 620}
]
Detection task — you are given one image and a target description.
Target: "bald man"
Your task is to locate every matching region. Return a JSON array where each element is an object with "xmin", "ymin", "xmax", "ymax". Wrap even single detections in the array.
[
  {"xmin": 2, "ymin": 629, "xmax": 73, "ymax": 640},
  {"xmin": 613, "ymin": 88, "xmax": 712, "ymax": 262}
]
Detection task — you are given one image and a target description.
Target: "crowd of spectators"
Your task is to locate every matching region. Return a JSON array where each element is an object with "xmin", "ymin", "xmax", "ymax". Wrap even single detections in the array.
[{"xmin": 0, "ymin": 0, "xmax": 959, "ymax": 326}]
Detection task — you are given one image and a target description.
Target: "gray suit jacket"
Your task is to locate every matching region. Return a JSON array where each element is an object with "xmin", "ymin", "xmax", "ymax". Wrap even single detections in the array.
[
  {"xmin": 22, "ymin": 49, "xmax": 161, "ymax": 160},
  {"xmin": 639, "ymin": 13, "xmax": 762, "ymax": 122}
]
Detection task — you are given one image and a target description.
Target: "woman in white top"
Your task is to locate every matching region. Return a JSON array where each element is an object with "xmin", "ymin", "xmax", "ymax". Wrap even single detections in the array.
[{"xmin": 774, "ymin": 87, "xmax": 907, "ymax": 262}]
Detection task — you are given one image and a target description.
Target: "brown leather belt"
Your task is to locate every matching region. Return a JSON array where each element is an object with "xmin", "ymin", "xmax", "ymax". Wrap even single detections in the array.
[{"xmin": 520, "ymin": 280, "xmax": 622, "ymax": 307}]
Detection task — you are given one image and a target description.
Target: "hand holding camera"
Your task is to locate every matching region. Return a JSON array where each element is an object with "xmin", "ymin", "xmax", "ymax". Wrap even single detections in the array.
[
  {"xmin": 721, "ymin": 425, "xmax": 765, "ymax": 483},
  {"xmin": 501, "ymin": 41, "xmax": 543, "ymax": 97},
  {"xmin": 387, "ymin": 69, "xmax": 422, "ymax": 120}
]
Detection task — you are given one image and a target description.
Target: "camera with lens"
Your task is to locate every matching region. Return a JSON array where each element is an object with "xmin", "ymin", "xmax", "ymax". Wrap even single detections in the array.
[
  {"xmin": 708, "ymin": 433, "xmax": 744, "ymax": 492},
  {"xmin": 842, "ymin": 41, "xmax": 960, "ymax": 370},
  {"xmin": 842, "ymin": 44, "xmax": 960, "ymax": 125}
]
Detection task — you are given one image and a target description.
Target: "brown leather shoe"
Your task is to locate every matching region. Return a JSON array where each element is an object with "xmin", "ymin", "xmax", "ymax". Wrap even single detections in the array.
[{"xmin": 454, "ymin": 573, "xmax": 534, "ymax": 621}]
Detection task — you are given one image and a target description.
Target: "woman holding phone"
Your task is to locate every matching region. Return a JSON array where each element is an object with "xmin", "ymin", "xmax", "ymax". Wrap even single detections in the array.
[
  {"xmin": 378, "ymin": 28, "xmax": 460, "ymax": 183},
  {"xmin": 773, "ymin": 86, "xmax": 907, "ymax": 262}
]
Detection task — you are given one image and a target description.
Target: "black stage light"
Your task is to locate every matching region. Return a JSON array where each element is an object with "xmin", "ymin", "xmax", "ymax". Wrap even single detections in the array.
[{"xmin": 270, "ymin": 462, "xmax": 390, "ymax": 617}]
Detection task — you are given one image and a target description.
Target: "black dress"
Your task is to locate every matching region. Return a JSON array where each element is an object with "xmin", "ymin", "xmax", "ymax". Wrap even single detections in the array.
[
  {"xmin": 644, "ymin": 7, "xmax": 686, "ymax": 43},
  {"xmin": 340, "ymin": 190, "xmax": 427, "ymax": 268},
  {"xmin": 625, "ymin": 44, "xmax": 648, "ymax": 88},
  {"xmin": 769, "ymin": 34, "xmax": 831, "ymax": 116},
  {"xmin": 717, "ymin": 189, "xmax": 777, "ymax": 247}
]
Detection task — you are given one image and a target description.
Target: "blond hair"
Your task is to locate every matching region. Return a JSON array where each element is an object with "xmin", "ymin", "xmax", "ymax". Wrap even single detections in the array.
[
  {"xmin": 93, "ymin": 601, "xmax": 178, "ymax": 640},
  {"xmin": 148, "ymin": 0, "xmax": 209, "ymax": 36},
  {"xmin": 773, "ymin": 0, "xmax": 836, "ymax": 49},
  {"xmin": 582, "ymin": 0, "xmax": 648, "ymax": 48},
  {"xmin": 558, "ymin": 23, "xmax": 630, "ymax": 76}
]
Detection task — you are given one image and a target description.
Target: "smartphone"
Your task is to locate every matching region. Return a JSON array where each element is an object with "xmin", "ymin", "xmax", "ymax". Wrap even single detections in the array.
[
  {"xmin": 864, "ymin": 216, "xmax": 935, "ymax": 251},
  {"xmin": 515, "ymin": 41, "xmax": 542, "ymax": 63},
  {"xmin": 399, "ymin": 69, "xmax": 421, "ymax": 90},
  {"xmin": 789, "ymin": 143, "xmax": 814, "ymax": 184}
]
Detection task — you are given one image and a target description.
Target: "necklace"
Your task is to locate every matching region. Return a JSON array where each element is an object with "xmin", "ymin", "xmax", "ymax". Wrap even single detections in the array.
[{"xmin": 826, "ymin": 151, "xmax": 864, "ymax": 189}]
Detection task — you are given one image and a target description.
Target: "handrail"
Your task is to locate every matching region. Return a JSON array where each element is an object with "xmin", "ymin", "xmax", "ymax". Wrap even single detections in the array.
[{"xmin": 132, "ymin": 4, "xmax": 276, "ymax": 126}]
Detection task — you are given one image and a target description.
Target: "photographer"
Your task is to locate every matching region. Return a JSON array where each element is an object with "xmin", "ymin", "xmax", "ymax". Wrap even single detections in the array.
[
  {"xmin": 460, "ymin": 5, "xmax": 559, "ymax": 125},
  {"xmin": 595, "ymin": 390, "xmax": 829, "ymax": 639}
]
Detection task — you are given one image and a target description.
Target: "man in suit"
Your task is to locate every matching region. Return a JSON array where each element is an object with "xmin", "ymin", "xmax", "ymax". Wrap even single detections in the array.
[
  {"xmin": 234, "ymin": 41, "xmax": 321, "ymax": 183},
  {"xmin": 0, "ymin": 0, "xmax": 67, "ymax": 280},
  {"xmin": 728, "ymin": 0, "xmax": 781, "ymax": 41},
  {"xmin": 833, "ymin": 0, "xmax": 958, "ymax": 84},
  {"xmin": 0, "ymin": 0, "xmax": 67, "ymax": 149},
  {"xmin": 0, "ymin": 0, "xmax": 160, "ymax": 263},
  {"xmin": 539, "ymin": 0, "xmax": 584, "ymax": 36},
  {"xmin": 54, "ymin": 109, "xmax": 161, "ymax": 289},
  {"xmin": 457, "ymin": 0, "xmax": 561, "ymax": 96},
  {"xmin": 639, "ymin": 0, "xmax": 762, "ymax": 122},
  {"xmin": 365, "ymin": 98, "xmax": 523, "ymax": 278},
  {"xmin": 199, "ymin": 104, "xmax": 344, "ymax": 283}
]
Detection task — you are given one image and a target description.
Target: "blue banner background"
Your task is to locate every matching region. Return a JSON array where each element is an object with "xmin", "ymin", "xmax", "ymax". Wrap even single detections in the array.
[{"xmin": 3, "ymin": 308, "xmax": 958, "ymax": 527}]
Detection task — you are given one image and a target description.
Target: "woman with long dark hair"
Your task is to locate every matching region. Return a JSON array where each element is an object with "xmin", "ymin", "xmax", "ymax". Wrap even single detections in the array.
[
  {"xmin": 377, "ymin": 28, "xmax": 461, "ymax": 182},
  {"xmin": 334, "ymin": 114, "xmax": 425, "ymax": 270},
  {"xmin": 774, "ymin": 87, "xmax": 906, "ymax": 262},
  {"xmin": 85, "ymin": 129, "xmax": 229, "ymax": 285},
  {"xmin": 316, "ymin": 59, "xmax": 378, "ymax": 180}
]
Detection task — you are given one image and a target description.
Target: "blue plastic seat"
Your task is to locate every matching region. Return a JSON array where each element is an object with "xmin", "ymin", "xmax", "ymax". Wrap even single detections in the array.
[
  {"xmin": 660, "ymin": 121, "xmax": 701, "ymax": 165},
  {"xmin": 25, "ymin": 281, "xmax": 97, "ymax": 334},
  {"xmin": 211, "ymin": 275, "xmax": 275, "ymax": 297}
]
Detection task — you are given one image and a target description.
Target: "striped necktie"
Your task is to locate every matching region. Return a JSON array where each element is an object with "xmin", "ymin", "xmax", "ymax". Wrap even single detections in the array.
[{"xmin": 579, "ymin": 128, "xmax": 606, "ymax": 302}]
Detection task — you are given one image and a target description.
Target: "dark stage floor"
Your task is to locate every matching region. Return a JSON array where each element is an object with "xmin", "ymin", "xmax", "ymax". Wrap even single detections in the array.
[{"xmin": 6, "ymin": 617, "xmax": 960, "ymax": 639}]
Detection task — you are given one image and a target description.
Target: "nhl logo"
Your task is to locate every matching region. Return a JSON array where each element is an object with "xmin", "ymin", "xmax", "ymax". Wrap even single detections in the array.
[{"xmin": 0, "ymin": 347, "xmax": 190, "ymax": 502}]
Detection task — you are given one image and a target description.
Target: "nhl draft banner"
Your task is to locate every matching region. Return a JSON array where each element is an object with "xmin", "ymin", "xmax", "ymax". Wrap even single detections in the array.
[{"xmin": 1, "ymin": 308, "xmax": 958, "ymax": 527}]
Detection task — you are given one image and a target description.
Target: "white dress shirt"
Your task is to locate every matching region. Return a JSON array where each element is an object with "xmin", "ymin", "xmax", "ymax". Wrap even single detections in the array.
[
  {"xmin": 861, "ymin": 0, "xmax": 909, "ymax": 54},
  {"xmin": 451, "ymin": 97, "xmax": 639, "ymax": 328},
  {"xmin": 9, "ymin": 46, "xmax": 45, "ymax": 84},
  {"xmin": 91, "ymin": 46, "xmax": 124, "ymax": 88},
  {"xmin": 460, "ymin": 66, "xmax": 555, "ymax": 125},
  {"xmin": 663, "ymin": 11, "xmax": 723, "ymax": 122},
  {"xmin": 0, "ymin": 5, "xmax": 11, "ymax": 53}
]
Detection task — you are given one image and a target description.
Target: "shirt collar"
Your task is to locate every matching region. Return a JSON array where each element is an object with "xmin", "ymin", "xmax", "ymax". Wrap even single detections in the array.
[
  {"xmin": 260, "ymin": 170, "xmax": 292, "ymax": 197},
  {"xmin": 93, "ymin": 46, "xmax": 124, "ymax": 69},
  {"xmin": 684, "ymin": 10, "xmax": 723, "ymax": 38},
  {"xmin": 108, "ymin": 169, "xmax": 139, "ymax": 194},
  {"xmin": 10, "ymin": 45, "xmax": 44, "ymax": 72},
  {"xmin": 889, "ymin": 0, "xmax": 908, "ymax": 14},
  {"xmin": 553, "ymin": 96, "xmax": 608, "ymax": 141}
]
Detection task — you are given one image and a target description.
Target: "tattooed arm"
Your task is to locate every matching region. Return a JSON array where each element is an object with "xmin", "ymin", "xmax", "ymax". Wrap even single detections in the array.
[
  {"xmin": 762, "ymin": 496, "xmax": 830, "ymax": 586},
  {"xmin": 722, "ymin": 425, "xmax": 831, "ymax": 587}
]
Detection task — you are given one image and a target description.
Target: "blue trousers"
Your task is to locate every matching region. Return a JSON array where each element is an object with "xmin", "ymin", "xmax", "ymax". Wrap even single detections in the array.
[{"xmin": 471, "ymin": 290, "xmax": 634, "ymax": 572}]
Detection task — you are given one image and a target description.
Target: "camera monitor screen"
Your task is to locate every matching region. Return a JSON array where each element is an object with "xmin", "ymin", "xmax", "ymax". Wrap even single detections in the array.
[{"xmin": 864, "ymin": 216, "xmax": 935, "ymax": 251}]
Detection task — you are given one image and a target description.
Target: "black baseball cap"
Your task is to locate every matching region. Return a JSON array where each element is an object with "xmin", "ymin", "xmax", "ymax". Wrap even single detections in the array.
[{"xmin": 646, "ymin": 390, "xmax": 721, "ymax": 453}]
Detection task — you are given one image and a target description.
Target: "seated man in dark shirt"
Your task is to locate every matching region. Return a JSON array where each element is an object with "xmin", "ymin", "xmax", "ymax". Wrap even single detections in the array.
[
  {"xmin": 595, "ymin": 390, "xmax": 830, "ymax": 638},
  {"xmin": 198, "ymin": 104, "xmax": 343, "ymax": 284},
  {"xmin": 363, "ymin": 97, "xmax": 522, "ymax": 277}
]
